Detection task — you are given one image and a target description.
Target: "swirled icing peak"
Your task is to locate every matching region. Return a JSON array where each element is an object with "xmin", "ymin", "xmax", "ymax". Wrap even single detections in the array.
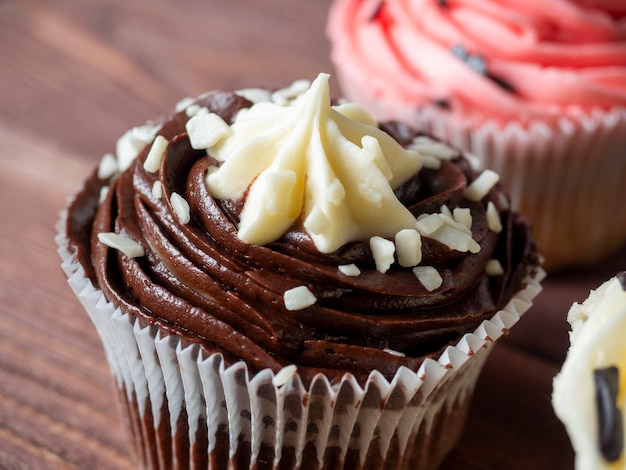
[{"xmin": 201, "ymin": 73, "xmax": 423, "ymax": 253}]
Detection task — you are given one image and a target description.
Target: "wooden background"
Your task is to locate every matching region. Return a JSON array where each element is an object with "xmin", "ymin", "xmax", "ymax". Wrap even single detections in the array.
[{"xmin": 1, "ymin": 0, "xmax": 625, "ymax": 468}]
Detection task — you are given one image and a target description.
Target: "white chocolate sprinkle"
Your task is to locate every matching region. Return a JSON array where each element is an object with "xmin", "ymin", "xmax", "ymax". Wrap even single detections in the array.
[
  {"xmin": 152, "ymin": 181, "xmax": 163, "ymax": 199},
  {"xmin": 433, "ymin": 223, "xmax": 481, "ymax": 253},
  {"xmin": 421, "ymin": 155, "xmax": 442, "ymax": 170},
  {"xmin": 486, "ymin": 202, "xmax": 503, "ymax": 233},
  {"xmin": 98, "ymin": 153, "xmax": 118, "ymax": 179},
  {"xmin": 407, "ymin": 136, "xmax": 459, "ymax": 160},
  {"xmin": 99, "ymin": 187, "xmax": 109, "ymax": 204},
  {"xmin": 271, "ymin": 79, "xmax": 311, "ymax": 105},
  {"xmin": 284, "ymin": 286, "xmax": 317, "ymax": 311},
  {"xmin": 362, "ymin": 135, "xmax": 392, "ymax": 180},
  {"xmin": 303, "ymin": 206, "xmax": 328, "ymax": 237},
  {"xmin": 97, "ymin": 232, "xmax": 145, "ymax": 258},
  {"xmin": 185, "ymin": 104, "xmax": 209, "ymax": 118},
  {"xmin": 415, "ymin": 213, "xmax": 444, "ymax": 235},
  {"xmin": 170, "ymin": 192, "xmax": 191, "ymax": 224},
  {"xmin": 370, "ymin": 236, "xmax": 395, "ymax": 273},
  {"xmin": 453, "ymin": 207, "xmax": 472, "ymax": 229},
  {"xmin": 326, "ymin": 179, "xmax": 346, "ymax": 206},
  {"xmin": 143, "ymin": 135, "xmax": 169, "ymax": 173},
  {"xmin": 395, "ymin": 229, "xmax": 422, "ymax": 267},
  {"xmin": 485, "ymin": 259, "xmax": 505, "ymax": 276},
  {"xmin": 116, "ymin": 124, "xmax": 160, "ymax": 172},
  {"xmin": 185, "ymin": 112, "xmax": 232, "ymax": 150},
  {"xmin": 272, "ymin": 364, "xmax": 298, "ymax": 387},
  {"xmin": 338, "ymin": 264, "xmax": 361, "ymax": 277},
  {"xmin": 413, "ymin": 266, "xmax": 443, "ymax": 291},
  {"xmin": 175, "ymin": 96, "xmax": 195, "ymax": 112},
  {"xmin": 440, "ymin": 204, "xmax": 453, "ymax": 219},
  {"xmin": 466, "ymin": 153, "xmax": 482, "ymax": 171},
  {"xmin": 464, "ymin": 169, "xmax": 499, "ymax": 202},
  {"xmin": 496, "ymin": 192, "xmax": 510, "ymax": 211},
  {"xmin": 235, "ymin": 88, "xmax": 272, "ymax": 104},
  {"xmin": 384, "ymin": 348, "xmax": 406, "ymax": 357}
]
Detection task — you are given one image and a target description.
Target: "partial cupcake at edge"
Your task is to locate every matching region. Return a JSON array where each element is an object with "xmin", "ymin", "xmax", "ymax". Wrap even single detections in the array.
[
  {"xmin": 327, "ymin": 0, "xmax": 626, "ymax": 270},
  {"xmin": 57, "ymin": 73, "xmax": 541, "ymax": 469},
  {"xmin": 553, "ymin": 271, "xmax": 626, "ymax": 469}
]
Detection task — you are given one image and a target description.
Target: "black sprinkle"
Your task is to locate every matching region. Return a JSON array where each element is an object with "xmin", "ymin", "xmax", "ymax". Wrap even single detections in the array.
[
  {"xmin": 434, "ymin": 99, "xmax": 451, "ymax": 110},
  {"xmin": 594, "ymin": 366, "xmax": 624, "ymax": 462},
  {"xmin": 617, "ymin": 271, "xmax": 626, "ymax": 291},
  {"xmin": 486, "ymin": 73, "xmax": 517, "ymax": 93},
  {"xmin": 466, "ymin": 55, "xmax": 487, "ymax": 75},
  {"xmin": 436, "ymin": 0, "xmax": 448, "ymax": 7},
  {"xmin": 450, "ymin": 44, "xmax": 468, "ymax": 60},
  {"xmin": 369, "ymin": 1, "xmax": 385, "ymax": 22}
]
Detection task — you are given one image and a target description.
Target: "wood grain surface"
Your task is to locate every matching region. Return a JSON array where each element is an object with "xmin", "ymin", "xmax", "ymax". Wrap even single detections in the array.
[{"xmin": 1, "ymin": 0, "xmax": 625, "ymax": 469}]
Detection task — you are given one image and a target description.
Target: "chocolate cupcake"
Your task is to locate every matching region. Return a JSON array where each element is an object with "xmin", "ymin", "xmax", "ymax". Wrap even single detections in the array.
[{"xmin": 58, "ymin": 73, "xmax": 542, "ymax": 469}]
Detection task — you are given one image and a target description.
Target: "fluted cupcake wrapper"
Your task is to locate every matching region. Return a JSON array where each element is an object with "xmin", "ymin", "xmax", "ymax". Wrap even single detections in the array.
[{"xmin": 57, "ymin": 215, "xmax": 544, "ymax": 469}]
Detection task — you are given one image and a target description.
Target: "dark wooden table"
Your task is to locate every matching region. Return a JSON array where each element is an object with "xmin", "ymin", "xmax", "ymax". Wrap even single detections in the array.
[{"xmin": 1, "ymin": 0, "xmax": 625, "ymax": 468}]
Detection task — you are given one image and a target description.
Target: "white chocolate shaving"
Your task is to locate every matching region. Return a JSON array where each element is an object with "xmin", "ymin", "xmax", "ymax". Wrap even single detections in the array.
[
  {"xmin": 271, "ymin": 79, "xmax": 311, "ymax": 105},
  {"xmin": 416, "ymin": 212, "xmax": 479, "ymax": 253},
  {"xmin": 413, "ymin": 266, "xmax": 443, "ymax": 291},
  {"xmin": 395, "ymin": 229, "xmax": 422, "ymax": 268},
  {"xmin": 283, "ymin": 286, "xmax": 317, "ymax": 311},
  {"xmin": 272, "ymin": 364, "xmax": 298, "ymax": 387},
  {"xmin": 116, "ymin": 124, "xmax": 160, "ymax": 172},
  {"xmin": 407, "ymin": 136, "xmax": 459, "ymax": 160},
  {"xmin": 170, "ymin": 192, "xmax": 191, "ymax": 224},
  {"xmin": 370, "ymin": 236, "xmax": 395, "ymax": 273},
  {"xmin": 152, "ymin": 181, "xmax": 163, "ymax": 199},
  {"xmin": 235, "ymin": 88, "xmax": 272, "ymax": 104},
  {"xmin": 99, "ymin": 187, "xmax": 109, "ymax": 204},
  {"xmin": 486, "ymin": 201, "xmax": 503, "ymax": 233},
  {"xmin": 186, "ymin": 113, "xmax": 232, "ymax": 150},
  {"xmin": 175, "ymin": 96, "xmax": 195, "ymax": 112},
  {"xmin": 453, "ymin": 207, "xmax": 472, "ymax": 229},
  {"xmin": 98, "ymin": 153, "xmax": 118, "ymax": 179},
  {"xmin": 421, "ymin": 155, "xmax": 442, "ymax": 170},
  {"xmin": 440, "ymin": 204, "xmax": 453, "ymax": 219},
  {"xmin": 464, "ymin": 169, "xmax": 499, "ymax": 202},
  {"xmin": 415, "ymin": 213, "xmax": 444, "ymax": 235},
  {"xmin": 143, "ymin": 135, "xmax": 169, "ymax": 173},
  {"xmin": 485, "ymin": 259, "xmax": 504, "ymax": 276},
  {"xmin": 185, "ymin": 104, "xmax": 209, "ymax": 118},
  {"xmin": 338, "ymin": 264, "xmax": 361, "ymax": 276},
  {"xmin": 97, "ymin": 232, "xmax": 145, "ymax": 258},
  {"xmin": 383, "ymin": 348, "xmax": 406, "ymax": 357},
  {"xmin": 361, "ymin": 135, "xmax": 392, "ymax": 180}
]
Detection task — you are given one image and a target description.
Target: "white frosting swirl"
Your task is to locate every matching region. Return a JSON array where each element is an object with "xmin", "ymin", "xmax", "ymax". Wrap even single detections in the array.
[{"xmin": 202, "ymin": 73, "xmax": 423, "ymax": 253}]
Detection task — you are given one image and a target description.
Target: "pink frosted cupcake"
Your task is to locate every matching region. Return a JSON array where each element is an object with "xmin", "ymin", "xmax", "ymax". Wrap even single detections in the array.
[{"xmin": 327, "ymin": 0, "xmax": 626, "ymax": 270}]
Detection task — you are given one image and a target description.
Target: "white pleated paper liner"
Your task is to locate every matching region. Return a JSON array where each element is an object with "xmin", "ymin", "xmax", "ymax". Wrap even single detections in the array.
[
  {"xmin": 336, "ymin": 68, "xmax": 626, "ymax": 270},
  {"xmin": 57, "ymin": 213, "xmax": 544, "ymax": 470}
]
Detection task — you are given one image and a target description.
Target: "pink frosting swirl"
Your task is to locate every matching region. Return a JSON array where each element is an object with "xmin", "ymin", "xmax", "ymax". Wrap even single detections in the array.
[{"xmin": 327, "ymin": 0, "xmax": 626, "ymax": 125}]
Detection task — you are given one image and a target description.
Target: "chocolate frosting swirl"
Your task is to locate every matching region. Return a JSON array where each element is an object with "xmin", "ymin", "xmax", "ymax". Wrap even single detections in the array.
[{"xmin": 66, "ymin": 89, "xmax": 538, "ymax": 385}]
